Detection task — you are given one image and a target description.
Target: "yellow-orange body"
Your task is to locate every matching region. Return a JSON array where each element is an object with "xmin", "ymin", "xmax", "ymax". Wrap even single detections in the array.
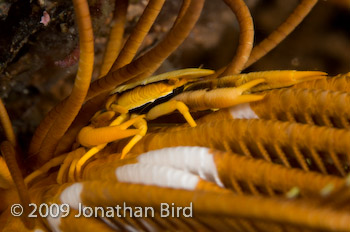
[
  {"xmin": 78, "ymin": 69, "xmax": 328, "ymax": 155},
  {"xmin": 116, "ymin": 81, "xmax": 186, "ymax": 110}
]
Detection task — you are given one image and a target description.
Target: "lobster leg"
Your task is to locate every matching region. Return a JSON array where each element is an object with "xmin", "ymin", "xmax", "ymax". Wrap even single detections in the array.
[
  {"xmin": 77, "ymin": 114, "xmax": 145, "ymax": 147},
  {"xmin": 121, "ymin": 116, "xmax": 148, "ymax": 159},
  {"xmin": 75, "ymin": 114, "xmax": 146, "ymax": 177},
  {"xmin": 146, "ymin": 100, "xmax": 197, "ymax": 127}
]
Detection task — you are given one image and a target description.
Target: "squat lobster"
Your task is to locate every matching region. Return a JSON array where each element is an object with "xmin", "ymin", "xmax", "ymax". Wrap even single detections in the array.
[
  {"xmin": 74, "ymin": 68, "xmax": 267, "ymax": 177},
  {"xmin": 75, "ymin": 68, "xmax": 326, "ymax": 179}
]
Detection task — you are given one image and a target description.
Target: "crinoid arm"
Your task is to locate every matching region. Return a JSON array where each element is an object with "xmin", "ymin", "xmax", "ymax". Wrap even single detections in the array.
[
  {"xmin": 86, "ymin": 0, "xmax": 205, "ymax": 99},
  {"xmin": 0, "ymin": 99, "xmax": 17, "ymax": 146},
  {"xmin": 244, "ymin": 0, "xmax": 318, "ymax": 68},
  {"xmin": 31, "ymin": 0, "xmax": 94, "ymax": 166},
  {"xmin": 0, "ymin": 157, "xmax": 13, "ymax": 189},
  {"xmin": 98, "ymin": 0, "xmax": 128, "ymax": 77},
  {"xmin": 1, "ymin": 0, "xmax": 348, "ymax": 231},
  {"xmin": 24, "ymin": 154, "xmax": 67, "ymax": 186},
  {"xmin": 0, "ymin": 141, "xmax": 34, "ymax": 229}
]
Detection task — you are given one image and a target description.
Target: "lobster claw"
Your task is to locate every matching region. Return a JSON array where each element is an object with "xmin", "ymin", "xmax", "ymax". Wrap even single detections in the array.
[
  {"xmin": 77, "ymin": 115, "xmax": 145, "ymax": 147},
  {"xmin": 231, "ymin": 70, "xmax": 328, "ymax": 92}
]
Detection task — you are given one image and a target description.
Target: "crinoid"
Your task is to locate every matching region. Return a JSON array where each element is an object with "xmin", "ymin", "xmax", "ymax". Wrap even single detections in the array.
[{"xmin": 0, "ymin": 0, "xmax": 349, "ymax": 231}]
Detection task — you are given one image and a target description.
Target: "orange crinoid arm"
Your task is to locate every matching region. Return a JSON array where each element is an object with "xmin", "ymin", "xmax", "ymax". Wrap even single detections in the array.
[
  {"xmin": 86, "ymin": 0, "xmax": 205, "ymax": 100},
  {"xmin": 120, "ymin": 0, "xmax": 194, "ymax": 82},
  {"xmin": 29, "ymin": 0, "xmax": 203, "ymax": 158},
  {"xmin": 220, "ymin": 0, "xmax": 254, "ymax": 76},
  {"xmin": 211, "ymin": 0, "xmax": 318, "ymax": 79},
  {"xmin": 36, "ymin": 0, "xmax": 94, "ymax": 165},
  {"xmin": 58, "ymin": 182, "xmax": 350, "ymax": 231},
  {"xmin": 1, "ymin": 141, "xmax": 34, "ymax": 229},
  {"xmin": 245, "ymin": 0, "xmax": 318, "ymax": 68},
  {"xmin": 98, "ymin": 0, "xmax": 128, "ymax": 77},
  {"xmin": 110, "ymin": 0, "xmax": 165, "ymax": 72},
  {"xmin": 0, "ymin": 99, "xmax": 16, "ymax": 146}
]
